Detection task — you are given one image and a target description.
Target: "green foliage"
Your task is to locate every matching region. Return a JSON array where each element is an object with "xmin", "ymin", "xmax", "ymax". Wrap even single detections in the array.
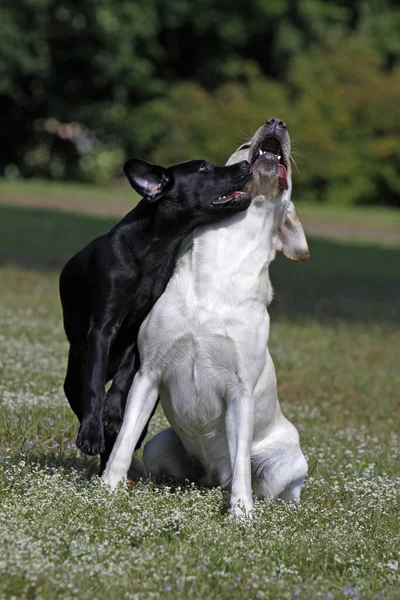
[
  {"xmin": 0, "ymin": 0, "xmax": 399, "ymax": 206},
  {"xmin": 139, "ymin": 36, "xmax": 400, "ymax": 207},
  {"xmin": 288, "ymin": 35, "xmax": 400, "ymax": 206}
]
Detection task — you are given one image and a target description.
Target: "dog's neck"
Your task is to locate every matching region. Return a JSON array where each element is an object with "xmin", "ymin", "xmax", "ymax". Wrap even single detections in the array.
[
  {"xmin": 119, "ymin": 199, "xmax": 202, "ymax": 253},
  {"xmin": 188, "ymin": 195, "xmax": 282, "ymax": 307}
]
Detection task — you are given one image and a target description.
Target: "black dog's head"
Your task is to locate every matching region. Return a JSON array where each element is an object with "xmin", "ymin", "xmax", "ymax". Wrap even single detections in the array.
[{"xmin": 124, "ymin": 158, "xmax": 252, "ymax": 221}]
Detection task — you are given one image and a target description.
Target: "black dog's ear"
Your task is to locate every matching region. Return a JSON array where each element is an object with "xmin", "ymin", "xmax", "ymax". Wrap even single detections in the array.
[{"xmin": 124, "ymin": 158, "xmax": 171, "ymax": 202}]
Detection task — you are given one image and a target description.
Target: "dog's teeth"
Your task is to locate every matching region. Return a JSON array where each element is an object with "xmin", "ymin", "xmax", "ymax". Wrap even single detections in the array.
[
  {"xmin": 277, "ymin": 155, "xmax": 281, "ymax": 160},
  {"xmin": 259, "ymin": 149, "xmax": 263, "ymax": 156}
]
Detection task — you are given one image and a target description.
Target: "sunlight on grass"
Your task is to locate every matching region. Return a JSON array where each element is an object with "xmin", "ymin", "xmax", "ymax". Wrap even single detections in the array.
[
  {"xmin": 1, "ymin": 179, "xmax": 399, "ymax": 246},
  {"xmin": 0, "ymin": 178, "xmax": 134, "ymax": 200},
  {"xmin": 0, "ymin": 192, "xmax": 399, "ymax": 599},
  {"xmin": 0, "ymin": 266, "xmax": 399, "ymax": 599}
]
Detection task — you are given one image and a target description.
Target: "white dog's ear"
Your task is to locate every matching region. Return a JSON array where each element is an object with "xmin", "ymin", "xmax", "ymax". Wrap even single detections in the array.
[
  {"xmin": 225, "ymin": 143, "xmax": 251, "ymax": 166},
  {"xmin": 277, "ymin": 202, "xmax": 310, "ymax": 262}
]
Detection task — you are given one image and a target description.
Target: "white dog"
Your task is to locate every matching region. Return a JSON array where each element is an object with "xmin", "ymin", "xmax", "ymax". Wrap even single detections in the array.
[{"xmin": 102, "ymin": 117, "xmax": 310, "ymax": 517}]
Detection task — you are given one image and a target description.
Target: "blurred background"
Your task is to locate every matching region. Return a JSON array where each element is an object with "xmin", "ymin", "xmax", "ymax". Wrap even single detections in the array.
[
  {"xmin": 0, "ymin": 0, "xmax": 399, "ymax": 313},
  {"xmin": 0, "ymin": 0, "xmax": 399, "ymax": 207}
]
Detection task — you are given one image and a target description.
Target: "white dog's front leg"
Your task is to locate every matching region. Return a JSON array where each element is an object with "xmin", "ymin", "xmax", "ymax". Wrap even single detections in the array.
[
  {"xmin": 225, "ymin": 390, "xmax": 254, "ymax": 518},
  {"xmin": 102, "ymin": 371, "xmax": 159, "ymax": 489}
]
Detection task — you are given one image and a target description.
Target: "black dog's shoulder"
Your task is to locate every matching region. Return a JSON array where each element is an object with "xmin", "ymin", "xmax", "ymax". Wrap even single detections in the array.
[{"xmin": 60, "ymin": 200, "xmax": 152, "ymax": 288}]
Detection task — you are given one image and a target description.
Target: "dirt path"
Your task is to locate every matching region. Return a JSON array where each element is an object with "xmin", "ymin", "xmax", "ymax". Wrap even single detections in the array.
[
  {"xmin": 1, "ymin": 188, "xmax": 399, "ymax": 245},
  {"xmin": 0, "ymin": 190, "xmax": 133, "ymax": 218}
]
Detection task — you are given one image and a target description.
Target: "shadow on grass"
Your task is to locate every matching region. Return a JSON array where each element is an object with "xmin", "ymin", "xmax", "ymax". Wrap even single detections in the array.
[
  {"xmin": 1, "ymin": 204, "xmax": 399, "ymax": 324},
  {"xmin": 0, "ymin": 204, "xmax": 118, "ymax": 269},
  {"xmin": 270, "ymin": 236, "xmax": 400, "ymax": 324},
  {"xmin": 24, "ymin": 450, "xmax": 100, "ymax": 477}
]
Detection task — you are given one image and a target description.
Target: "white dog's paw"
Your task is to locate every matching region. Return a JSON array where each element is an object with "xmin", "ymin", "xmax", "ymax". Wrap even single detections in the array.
[
  {"xmin": 229, "ymin": 499, "xmax": 253, "ymax": 522},
  {"xmin": 101, "ymin": 470, "xmax": 126, "ymax": 490}
]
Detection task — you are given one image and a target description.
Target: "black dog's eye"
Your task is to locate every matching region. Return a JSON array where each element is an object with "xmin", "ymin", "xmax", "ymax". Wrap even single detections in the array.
[{"xmin": 199, "ymin": 162, "xmax": 212, "ymax": 173}]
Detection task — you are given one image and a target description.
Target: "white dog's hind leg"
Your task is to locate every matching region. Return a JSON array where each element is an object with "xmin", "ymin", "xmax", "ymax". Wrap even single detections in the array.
[
  {"xmin": 252, "ymin": 446, "xmax": 308, "ymax": 502},
  {"xmin": 144, "ymin": 427, "xmax": 199, "ymax": 483},
  {"xmin": 225, "ymin": 388, "xmax": 254, "ymax": 517},
  {"xmin": 102, "ymin": 370, "xmax": 159, "ymax": 489},
  {"xmin": 278, "ymin": 475, "xmax": 306, "ymax": 501}
]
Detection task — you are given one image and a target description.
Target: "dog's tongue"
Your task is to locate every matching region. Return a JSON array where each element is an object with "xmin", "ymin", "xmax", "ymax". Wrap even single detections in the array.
[{"xmin": 279, "ymin": 164, "xmax": 288, "ymax": 190}]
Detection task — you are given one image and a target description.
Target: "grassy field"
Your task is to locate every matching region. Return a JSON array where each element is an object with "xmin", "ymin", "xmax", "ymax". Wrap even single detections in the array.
[
  {"xmin": 0, "ymin": 189, "xmax": 399, "ymax": 599},
  {"xmin": 1, "ymin": 178, "xmax": 400, "ymax": 245}
]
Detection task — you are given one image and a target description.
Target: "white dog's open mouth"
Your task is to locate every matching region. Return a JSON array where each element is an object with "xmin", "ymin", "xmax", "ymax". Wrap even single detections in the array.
[
  {"xmin": 251, "ymin": 136, "xmax": 289, "ymax": 190},
  {"xmin": 212, "ymin": 191, "xmax": 252, "ymax": 205}
]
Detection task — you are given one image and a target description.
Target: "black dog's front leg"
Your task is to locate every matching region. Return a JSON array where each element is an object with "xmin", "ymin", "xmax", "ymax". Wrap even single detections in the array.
[
  {"xmin": 63, "ymin": 345, "xmax": 86, "ymax": 421},
  {"xmin": 103, "ymin": 340, "xmax": 137, "ymax": 439},
  {"xmin": 76, "ymin": 319, "xmax": 119, "ymax": 455}
]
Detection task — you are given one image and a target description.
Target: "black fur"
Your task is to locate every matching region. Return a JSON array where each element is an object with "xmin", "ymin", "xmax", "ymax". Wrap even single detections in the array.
[{"xmin": 59, "ymin": 157, "xmax": 251, "ymax": 472}]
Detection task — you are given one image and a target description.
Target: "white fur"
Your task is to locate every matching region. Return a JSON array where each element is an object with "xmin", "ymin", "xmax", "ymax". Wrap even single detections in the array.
[{"xmin": 102, "ymin": 125, "xmax": 309, "ymax": 517}]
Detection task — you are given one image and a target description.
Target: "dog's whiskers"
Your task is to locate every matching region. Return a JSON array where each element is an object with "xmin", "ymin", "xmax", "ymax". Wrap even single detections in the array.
[
  {"xmin": 237, "ymin": 127, "xmax": 253, "ymax": 142},
  {"xmin": 290, "ymin": 154, "xmax": 300, "ymax": 174}
]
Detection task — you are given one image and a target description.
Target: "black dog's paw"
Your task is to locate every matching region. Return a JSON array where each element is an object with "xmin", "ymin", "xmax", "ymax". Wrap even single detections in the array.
[
  {"xmin": 103, "ymin": 397, "xmax": 124, "ymax": 437},
  {"xmin": 76, "ymin": 419, "xmax": 105, "ymax": 455}
]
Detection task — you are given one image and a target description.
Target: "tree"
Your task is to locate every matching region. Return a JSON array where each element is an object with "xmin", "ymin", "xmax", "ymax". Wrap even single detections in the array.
[{"xmin": 0, "ymin": 0, "xmax": 399, "ymax": 206}]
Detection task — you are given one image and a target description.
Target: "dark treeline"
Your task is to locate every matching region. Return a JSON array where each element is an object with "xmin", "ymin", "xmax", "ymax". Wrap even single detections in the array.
[{"xmin": 0, "ymin": 0, "xmax": 399, "ymax": 205}]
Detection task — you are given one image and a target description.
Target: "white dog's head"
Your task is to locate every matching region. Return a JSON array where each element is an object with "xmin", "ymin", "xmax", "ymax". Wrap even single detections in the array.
[{"xmin": 226, "ymin": 118, "xmax": 309, "ymax": 263}]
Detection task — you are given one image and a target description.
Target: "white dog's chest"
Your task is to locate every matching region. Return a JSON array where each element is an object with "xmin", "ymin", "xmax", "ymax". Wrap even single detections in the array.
[
  {"xmin": 156, "ymin": 302, "xmax": 270, "ymax": 467},
  {"xmin": 160, "ymin": 347, "xmax": 226, "ymax": 452},
  {"xmin": 136, "ymin": 201, "xmax": 277, "ymax": 474}
]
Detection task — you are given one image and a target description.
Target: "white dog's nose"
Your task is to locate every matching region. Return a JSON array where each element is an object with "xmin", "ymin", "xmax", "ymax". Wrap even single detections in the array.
[{"xmin": 266, "ymin": 117, "xmax": 287, "ymax": 130}]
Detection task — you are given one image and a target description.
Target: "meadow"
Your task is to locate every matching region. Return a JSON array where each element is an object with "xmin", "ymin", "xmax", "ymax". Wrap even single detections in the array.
[{"xmin": 0, "ymin": 183, "xmax": 399, "ymax": 599}]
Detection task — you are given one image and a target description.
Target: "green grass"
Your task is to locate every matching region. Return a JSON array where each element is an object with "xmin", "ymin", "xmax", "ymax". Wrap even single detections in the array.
[
  {"xmin": 0, "ymin": 205, "xmax": 118, "ymax": 268},
  {"xmin": 1, "ymin": 203, "xmax": 399, "ymax": 325},
  {"xmin": 0, "ymin": 178, "xmax": 134, "ymax": 200},
  {"xmin": 1, "ymin": 178, "xmax": 400, "ymax": 223},
  {"xmin": 298, "ymin": 203, "xmax": 400, "ymax": 228},
  {"xmin": 0, "ymin": 178, "xmax": 139, "ymax": 220},
  {"xmin": 1, "ymin": 178, "xmax": 400, "ymax": 246},
  {"xmin": 0, "ymin": 202, "xmax": 399, "ymax": 599}
]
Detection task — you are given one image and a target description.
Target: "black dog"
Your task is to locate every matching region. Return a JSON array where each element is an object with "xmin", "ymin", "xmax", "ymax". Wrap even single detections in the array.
[{"xmin": 59, "ymin": 157, "xmax": 252, "ymax": 471}]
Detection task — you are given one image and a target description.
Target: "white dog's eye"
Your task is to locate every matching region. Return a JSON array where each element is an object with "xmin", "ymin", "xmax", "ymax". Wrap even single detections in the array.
[{"xmin": 199, "ymin": 162, "xmax": 212, "ymax": 173}]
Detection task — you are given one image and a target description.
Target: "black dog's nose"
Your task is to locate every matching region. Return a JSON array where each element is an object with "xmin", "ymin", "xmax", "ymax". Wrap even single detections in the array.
[
  {"xmin": 266, "ymin": 117, "xmax": 287, "ymax": 130},
  {"xmin": 237, "ymin": 160, "xmax": 250, "ymax": 171}
]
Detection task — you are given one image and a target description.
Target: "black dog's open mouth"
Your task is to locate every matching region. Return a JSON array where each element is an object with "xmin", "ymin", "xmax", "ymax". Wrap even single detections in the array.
[
  {"xmin": 212, "ymin": 191, "xmax": 252, "ymax": 205},
  {"xmin": 251, "ymin": 136, "xmax": 289, "ymax": 190}
]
